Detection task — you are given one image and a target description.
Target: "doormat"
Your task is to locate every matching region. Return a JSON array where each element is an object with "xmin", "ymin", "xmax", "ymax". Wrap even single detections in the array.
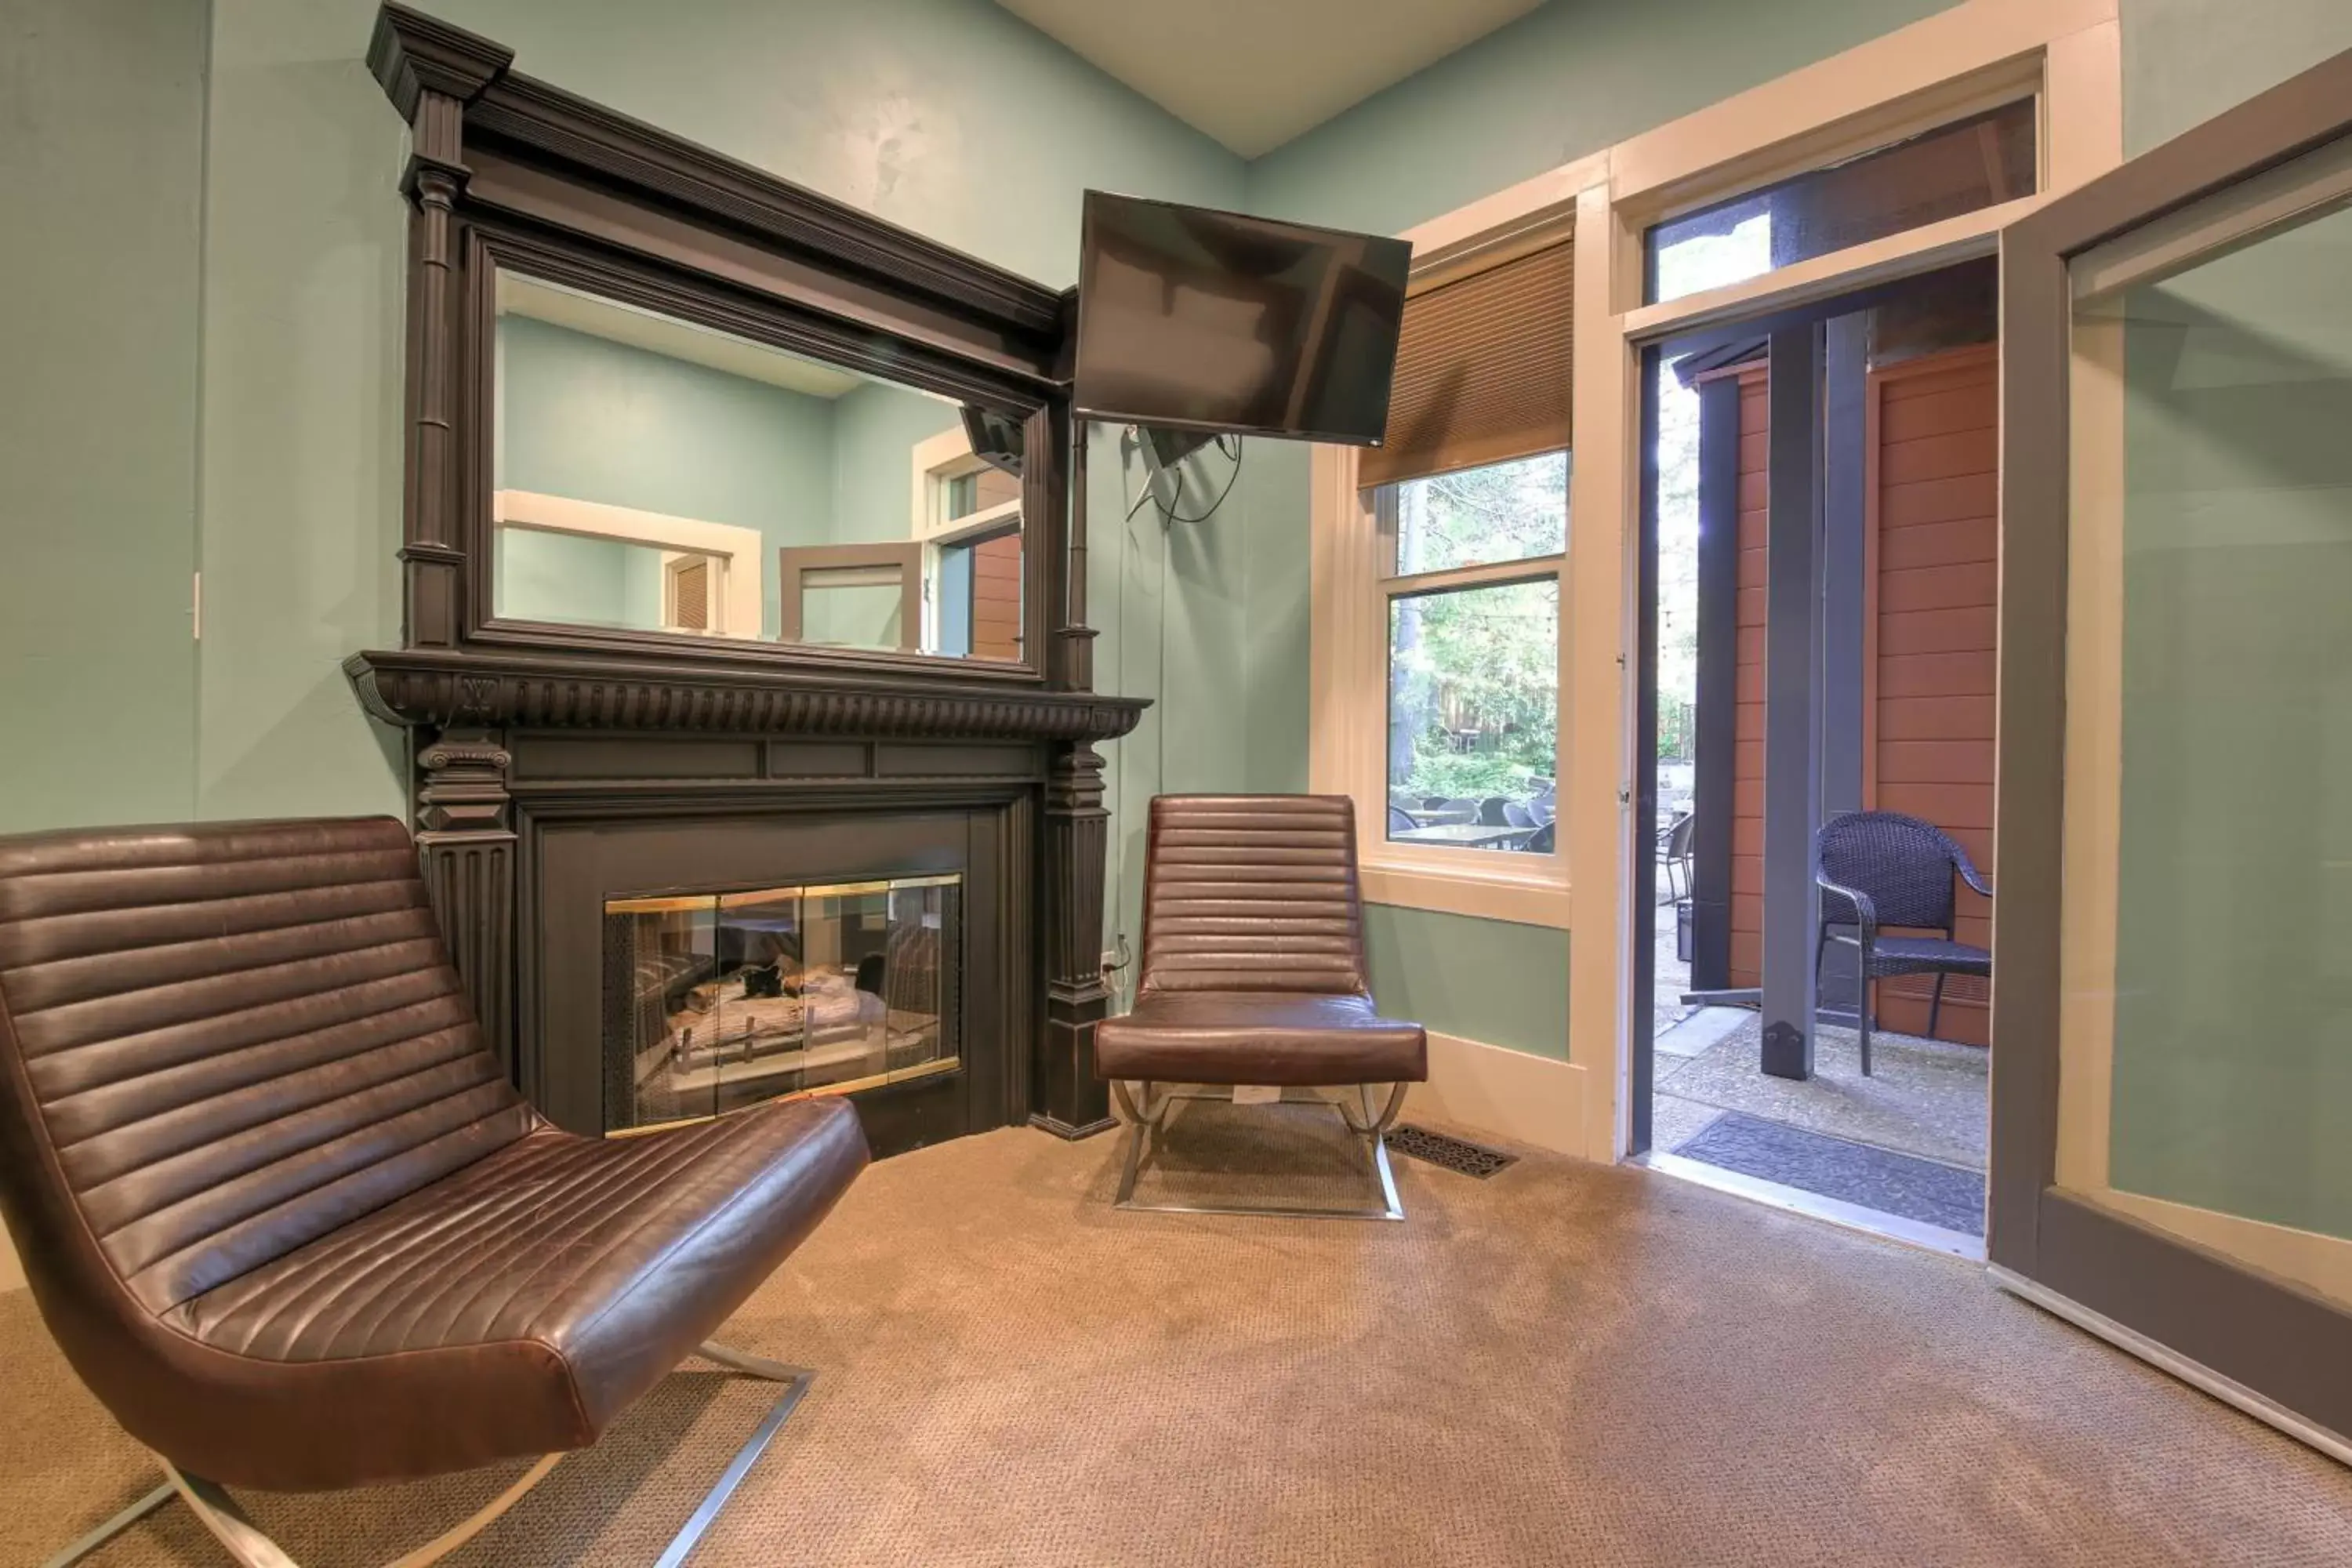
[
  {"xmin": 1674, "ymin": 1112, "xmax": 1984, "ymax": 1236},
  {"xmin": 1388, "ymin": 1125, "xmax": 1519, "ymax": 1179}
]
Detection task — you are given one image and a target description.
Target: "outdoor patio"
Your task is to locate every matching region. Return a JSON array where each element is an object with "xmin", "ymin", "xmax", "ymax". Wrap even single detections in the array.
[{"xmin": 1652, "ymin": 1007, "xmax": 1989, "ymax": 1238}]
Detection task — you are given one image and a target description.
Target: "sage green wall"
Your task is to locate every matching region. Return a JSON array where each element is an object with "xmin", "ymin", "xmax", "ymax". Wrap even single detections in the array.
[
  {"xmin": 1244, "ymin": 0, "xmax": 1958, "ymax": 237},
  {"xmin": 2120, "ymin": 0, "xmax": 2352, "ymax": 155},
  {"xmin": 495, "ymin": 528, "xmax": 640, "ymax": 629},
  {"xmin": 434, "ymin": 0, "xmax": 1245, "ymax": 294},
  {"xmin": 829, "ymin": 381, "xmax": 961, "ymax": 546},
  {"xmin": 1, "ymin": 0, "xmax": 207, "ymax": 833},
  {"xmin": 1365, "ymin": 907, "xmax": 1570, "ymax": 1059},
  {"xmin": 496, "ymin": 314, "xmax": 838, "ymax": 637},
  {"xmin": 197, "ymin": 0, "xmax": 408, "ymax": 821}
]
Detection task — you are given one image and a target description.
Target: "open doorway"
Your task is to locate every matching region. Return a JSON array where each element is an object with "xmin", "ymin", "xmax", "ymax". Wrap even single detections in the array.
[{"xmin": 1635, "ymin": 259, "xmax": 1998, "ymax": 1255}]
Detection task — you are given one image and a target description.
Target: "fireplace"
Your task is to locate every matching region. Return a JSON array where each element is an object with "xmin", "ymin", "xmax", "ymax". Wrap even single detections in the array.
[
  {"xmin": 603, "ymin": 873, "xmax": 962, "ymax": 1134},
  {"xmin": 507, "ymin": 784, "xmax": 1031, "ymax": 1159}
]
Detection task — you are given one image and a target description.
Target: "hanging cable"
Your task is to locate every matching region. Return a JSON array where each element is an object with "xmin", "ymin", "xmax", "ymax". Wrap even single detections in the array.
[{"xmin": 1160, "ymin": 434, "xmax": 1243, "ymax": 526}]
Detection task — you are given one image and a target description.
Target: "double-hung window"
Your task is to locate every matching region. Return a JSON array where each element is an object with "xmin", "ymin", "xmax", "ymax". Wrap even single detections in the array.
[{"xmin": 1312, "ymin": 234, "xmax": 1573, "ymax": 920}]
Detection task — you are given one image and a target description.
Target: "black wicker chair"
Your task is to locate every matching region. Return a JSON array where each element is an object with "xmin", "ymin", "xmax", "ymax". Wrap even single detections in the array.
[
  {"xmin": 1656, "ymin": 811, "xmax": 1695, "ymax": 902},
  {"xmin": 1813, "ymin": 810, "xmax": 1992, "ymax": 1076}
]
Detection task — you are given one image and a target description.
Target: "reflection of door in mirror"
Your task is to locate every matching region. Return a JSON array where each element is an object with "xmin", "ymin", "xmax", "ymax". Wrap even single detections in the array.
[
  {"xmin": 492, "ymin": 270, "xmax": 1011, "ymax": 659},
  {"xmin": 778, "ymin": 543, "xmax": 922, "ymax": 652}
]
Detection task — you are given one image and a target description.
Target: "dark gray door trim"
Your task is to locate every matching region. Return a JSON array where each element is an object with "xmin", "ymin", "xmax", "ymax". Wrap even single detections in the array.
[
  {"xmin": 1993, "ymin": 43, "xmax": 2352, "ymax": 1442},
  {"xmin": 1759, "ymin": 325, "xmax": 1824, "ymax": 1080}
]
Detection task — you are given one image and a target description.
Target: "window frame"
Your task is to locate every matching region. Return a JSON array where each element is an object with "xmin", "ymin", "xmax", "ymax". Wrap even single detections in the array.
[{"xmin": 1309, "ymin": 279, "xmax": 1577, "ymax": 927}]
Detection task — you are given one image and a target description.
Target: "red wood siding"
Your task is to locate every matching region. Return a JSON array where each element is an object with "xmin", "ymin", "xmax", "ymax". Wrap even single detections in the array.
[
  {"xmin": 1730, "ymin": 364, "xmax": 1769, "ymax": 989},
  {"xmin": 970, "ymin": 530, "xmax": 1023, "ymax": 662},
  {"xmin": 1719, "ymin": 345, "xmax": 1995, "ymax": 1045},
  {"xmin": 1865, "ymin": 343, "xmax": 1996, "ymax": 1044}
]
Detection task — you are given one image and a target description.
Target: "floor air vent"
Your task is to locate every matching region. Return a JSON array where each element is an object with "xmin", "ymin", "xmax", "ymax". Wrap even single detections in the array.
[{"xmin": 1388, "ymin": 1125, "xmax": 1518, "ymax": 1179}]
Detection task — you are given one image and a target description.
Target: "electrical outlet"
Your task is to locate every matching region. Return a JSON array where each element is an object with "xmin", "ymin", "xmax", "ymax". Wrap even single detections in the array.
[{"xmin": 1100, "ymin": 949, "xmax": 1120, "ymax": 975}]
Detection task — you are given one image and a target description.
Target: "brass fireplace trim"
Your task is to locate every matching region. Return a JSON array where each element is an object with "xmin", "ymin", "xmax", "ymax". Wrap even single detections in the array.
[{"xmin": 604, "ymin": 1055, "xmax": 962, "ymax": 1140}]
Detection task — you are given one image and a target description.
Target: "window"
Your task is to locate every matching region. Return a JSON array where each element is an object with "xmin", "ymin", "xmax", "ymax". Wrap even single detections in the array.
[
  {"xmin": 911, "ymin": 427, "xmax": 1026, "ymax": 662},
  {"xmin": 1376, "ymin": 456, "xmax": 1565, "ymax": 855},
  {"xmin": 1312, "ymin": 232, "xmax": 1573, "ymax": 915},
  {"xmin": 663, "ymin": 554, "xmax": 717, "ymax": 633},
  {"xmin": 1645, "ymin": 96, "xmax": 2038, "ymax": 304}
]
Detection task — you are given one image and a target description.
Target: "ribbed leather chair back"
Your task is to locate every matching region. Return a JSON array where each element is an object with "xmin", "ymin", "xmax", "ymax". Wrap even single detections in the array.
[
  {"xmin": 1136, "ymin": 795, "xmax": 1370, "ymax": 996},
  {"xmin": 0, "ymin": 818, "xmax": 535, "ymax": 1322}
]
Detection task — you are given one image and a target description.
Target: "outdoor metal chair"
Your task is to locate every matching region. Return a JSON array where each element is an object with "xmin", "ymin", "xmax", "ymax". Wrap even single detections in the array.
[
  {"xmin": 1813, "ymin": 809, "xmax": 1992, "ymax": 1076},
  {"xmin": 1477, "ymin": 797, "xmax": 1512, "ymax": 826},
  {"xmin": 1656, "ymin": 811, "xmax": 1695, "ymax": 902}
]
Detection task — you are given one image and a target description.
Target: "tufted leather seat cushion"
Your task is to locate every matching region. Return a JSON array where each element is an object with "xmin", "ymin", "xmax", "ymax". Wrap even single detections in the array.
[
  {"xmin": 1095, "ymin": 796, "xmax": 1426, "ymax": 1088},
  {"xmin": 0, "ymin": 816, "xmax": 866, "ymax": 1490},
  {"xmin": 1097, "ymin": 993, "xmax": 1425, "ymax": 1086}
]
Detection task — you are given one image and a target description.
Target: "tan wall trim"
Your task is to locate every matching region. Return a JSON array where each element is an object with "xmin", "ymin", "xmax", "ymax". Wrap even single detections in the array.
[{"xmin": 1404, "ymin": 1029, "xmax": 1588, "ymax": 1156}]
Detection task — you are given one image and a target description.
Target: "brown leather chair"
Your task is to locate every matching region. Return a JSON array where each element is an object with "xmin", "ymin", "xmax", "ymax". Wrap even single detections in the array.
[
  {"xmin": 0, "ymin": 817, "xmax": 866, "ymax": 1568},
  {"xmin": 1095, "ymin": 795, "xmax": 1427, "ymax": 1218}
]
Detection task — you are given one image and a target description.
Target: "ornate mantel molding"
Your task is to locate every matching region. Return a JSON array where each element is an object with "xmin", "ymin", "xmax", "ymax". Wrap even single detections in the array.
[{"xmin": 347, "ymin": 648, "xmax": 1146, "ymax": 744}]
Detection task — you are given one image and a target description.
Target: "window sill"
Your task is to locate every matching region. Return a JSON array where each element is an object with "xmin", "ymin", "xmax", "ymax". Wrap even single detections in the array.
[{"xmin": 1359, "ymin": 856, "xmax": 1571, "ymax": 928}]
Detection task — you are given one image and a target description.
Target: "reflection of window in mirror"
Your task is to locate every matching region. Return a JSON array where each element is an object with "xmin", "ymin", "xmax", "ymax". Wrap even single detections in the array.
[
  {"xmin": 492, "ymin": 492, "xmax": 759, "ymax": 637},
  {"xmin": 492, "ymin": 270, "xmax": 1006, "ymax": 659},
  {"xmin": 911, "ymin": 426, "xmax": 1025, "ymax": 662}
]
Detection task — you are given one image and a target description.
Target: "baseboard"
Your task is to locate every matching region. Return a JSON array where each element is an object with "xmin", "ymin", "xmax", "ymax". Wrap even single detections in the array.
[{"xmin": 1405, "ymin": 1030, "xmax": 1587, "ymax": 1156}]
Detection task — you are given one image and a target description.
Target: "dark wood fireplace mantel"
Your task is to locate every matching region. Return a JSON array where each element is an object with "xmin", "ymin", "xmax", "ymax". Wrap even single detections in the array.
[
  {"xmin": 354, "ymin": 4, "xmax": 1145, "ymax": 1152},
  {"xmin": 348, "ymin": 647, "xmax": 1147, "ymax": 743}
]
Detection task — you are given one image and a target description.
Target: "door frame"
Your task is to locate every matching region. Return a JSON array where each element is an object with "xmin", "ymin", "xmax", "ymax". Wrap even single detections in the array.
[{"xmin": 1992, "ymin": 44, "xmax": 2352, "ymax": 1455}]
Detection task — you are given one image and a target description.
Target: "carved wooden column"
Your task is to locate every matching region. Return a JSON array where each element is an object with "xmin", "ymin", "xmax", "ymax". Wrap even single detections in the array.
[
  {"xmin": 1028, "ymin": 403, "xmax": 1116, "ymax": 1135},
  {"xmin": 368, "ymin": 5, "xmax": 511, "ymax": 648},
  {"xmin": 1034, "ymin": 739, "xmax": 1113, "ymax": 1138},
  {"xmin": 416, "ymin": 726, "xmax": 517, "ymax": 1076}
]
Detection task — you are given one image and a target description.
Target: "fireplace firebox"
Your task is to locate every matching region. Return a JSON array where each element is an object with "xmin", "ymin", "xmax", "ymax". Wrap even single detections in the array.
[{"xmin": 604, "ymin": 874, "xmax": 961, "ymax": 1134}]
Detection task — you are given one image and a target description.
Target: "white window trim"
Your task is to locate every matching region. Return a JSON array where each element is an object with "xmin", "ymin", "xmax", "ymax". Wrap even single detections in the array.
[
  {"xmin": 1308, "ymin": 0, "xmax": 2122, "ymax": 1162},
  {"xmin": 909, "ymin": 424, "xmax": 1025, "ymax": 654},
  {"xmin": 493, "ymin": 488, "xmax": 764, "ymax": 637},
  {"xmin": 1308, "ymin": 438, "xmax": 1574, "ymax": 931}
]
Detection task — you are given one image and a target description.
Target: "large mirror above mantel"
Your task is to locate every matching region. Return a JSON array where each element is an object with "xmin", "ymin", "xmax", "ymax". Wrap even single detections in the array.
[
  {"xmin": 491, "ymin": 272, "xmax": 1028, "ymax": 662},
  {"xmin": 355, "ymin": 1, "xmax": 1144, "ymax": 1160}
]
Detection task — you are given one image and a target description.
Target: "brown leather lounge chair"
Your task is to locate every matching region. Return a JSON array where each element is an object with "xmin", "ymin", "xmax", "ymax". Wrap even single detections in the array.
[
  {"xmin": 0, "ymin": 818, "xmax": 866, "ymax": 1568},
  {"xmin": 1095, "ymin": 795, "xmax": 1427, "ymax": 1219}
]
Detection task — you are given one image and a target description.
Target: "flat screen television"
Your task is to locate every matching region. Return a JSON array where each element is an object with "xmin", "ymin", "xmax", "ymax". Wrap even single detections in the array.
[{"xmin": 1073, "ymin": 191, "xmax": 1411, "ymax": 447}]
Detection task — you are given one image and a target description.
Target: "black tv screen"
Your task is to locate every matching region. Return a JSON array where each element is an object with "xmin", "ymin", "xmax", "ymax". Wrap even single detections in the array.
[{"xmin": 1073, "ymin": 191, "xmax": 1411, "ymax": 447}]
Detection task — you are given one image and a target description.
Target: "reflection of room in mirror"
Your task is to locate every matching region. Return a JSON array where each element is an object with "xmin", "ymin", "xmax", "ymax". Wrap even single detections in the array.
[{"xmin": 490, "ymin": 270, "xmax": 1021, "ymax": 659}]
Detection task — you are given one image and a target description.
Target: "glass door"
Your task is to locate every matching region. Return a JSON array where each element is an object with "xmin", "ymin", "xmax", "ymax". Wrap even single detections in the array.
[{"xmin": 1993, "ymin": 52, "xmax": 2352, "ymax": 1454}]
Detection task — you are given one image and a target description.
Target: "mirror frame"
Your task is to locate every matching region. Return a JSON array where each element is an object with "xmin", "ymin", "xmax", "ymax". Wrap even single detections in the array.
[{"xmin": 372, "ymin": 2, "xmax": 1076, "ymax": 688}]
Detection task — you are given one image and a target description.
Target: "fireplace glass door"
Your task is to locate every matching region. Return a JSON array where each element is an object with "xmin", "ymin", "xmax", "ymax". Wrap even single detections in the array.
[{"xmin": 603, "ymin": 874, "xmax": 960, "ymax": 1133}]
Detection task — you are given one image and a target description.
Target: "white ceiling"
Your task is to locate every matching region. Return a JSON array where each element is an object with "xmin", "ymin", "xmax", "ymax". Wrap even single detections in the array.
[{"xmin": 991, "ymin": 0, "xmax": 1547, "ymax": 158}]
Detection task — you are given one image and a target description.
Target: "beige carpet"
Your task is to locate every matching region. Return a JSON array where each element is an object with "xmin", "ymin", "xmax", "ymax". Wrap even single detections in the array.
[{"xmin": 8, "ymin": 1105, "xmax": 2351, "ymax": 1567}]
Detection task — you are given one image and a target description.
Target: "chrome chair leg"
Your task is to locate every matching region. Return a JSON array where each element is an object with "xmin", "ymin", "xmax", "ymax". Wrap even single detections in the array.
[
  {"xmin": 45, "ymin": 1344, "xmax": 813, "ymax": 1568},
  {"xmin": 39, "ymin": 1483, "xmax": 175, "ymax": 1568},
  {"xmin": 1112, "ymin": 1083, "xmax": 1406, "ymax": 1221}
]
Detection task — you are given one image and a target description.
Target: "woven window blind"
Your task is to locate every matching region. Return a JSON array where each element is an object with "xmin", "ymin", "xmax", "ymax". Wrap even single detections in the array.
[
  {"xmin": 671, "ymin": 558, "xmax": 710, "ymax": 632},
  {"xmin": 1360, "ymin": 240, "xmax": 1573, "ymax": 488}
]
